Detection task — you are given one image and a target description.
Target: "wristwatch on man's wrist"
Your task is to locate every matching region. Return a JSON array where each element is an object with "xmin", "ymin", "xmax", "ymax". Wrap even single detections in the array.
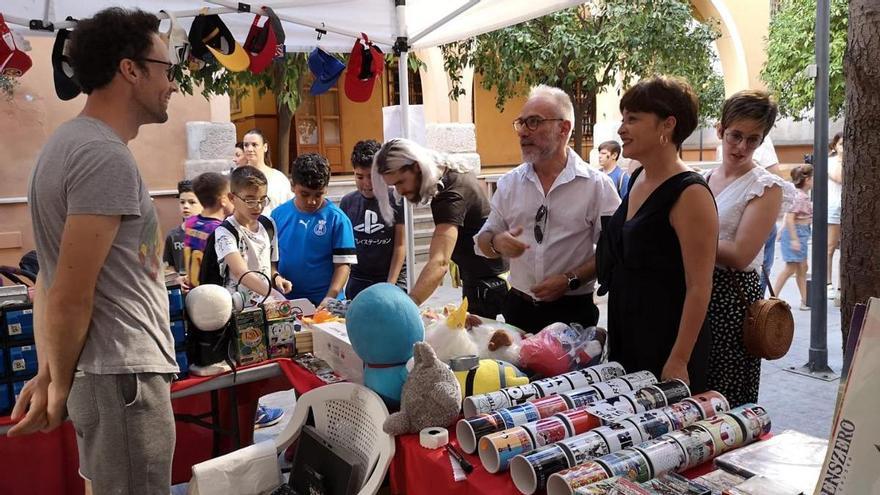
[{"xmin": 565, "ymin": 272, "xmax": 581, "ymax": 290}]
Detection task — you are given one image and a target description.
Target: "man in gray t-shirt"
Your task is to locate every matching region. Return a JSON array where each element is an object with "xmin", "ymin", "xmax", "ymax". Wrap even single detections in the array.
[{"xmin": 8, "ymin": 8, "xmax": 179, "ymax": 494}]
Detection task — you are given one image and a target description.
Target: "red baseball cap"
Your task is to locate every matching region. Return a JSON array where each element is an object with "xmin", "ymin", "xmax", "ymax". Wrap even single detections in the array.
[
  {"xmin": 0, "ymin": 14, "xmax": 32, "ymax": 77},
  {"xmin": 344, "ymin": 34, "xmax": 384, "ymax": 103},
  {"xmin": 243, "ymin": 8, "xmax": 284, "ymax": 74}
]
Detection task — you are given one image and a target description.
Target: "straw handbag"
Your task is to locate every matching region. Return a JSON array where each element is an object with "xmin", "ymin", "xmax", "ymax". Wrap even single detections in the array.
[{"xmin": 731, "ymin": 269, "xmax": 794, "ymax": 360}]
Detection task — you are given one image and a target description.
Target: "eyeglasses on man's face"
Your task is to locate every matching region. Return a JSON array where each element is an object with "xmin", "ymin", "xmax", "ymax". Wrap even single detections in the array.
[
  {"xmin": 723, "ymin": 129, "xmax": 763, "ymax": 150},
  {"xmin": 138, "ymin": 58, "xmax": 176, "ymax": 82},
  {"xmin": 513, "ymin": 116, "xmax": 564, "ymax": 132},
  {"xmin": 234, "ymin": 193, "xmax": 269, "ymax": 209}
]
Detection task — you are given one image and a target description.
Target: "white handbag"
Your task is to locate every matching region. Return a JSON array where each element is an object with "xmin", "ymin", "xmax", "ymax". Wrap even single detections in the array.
[{"xmin": 187, "ymin": 440, "xmax": 283, "ymax": 495}]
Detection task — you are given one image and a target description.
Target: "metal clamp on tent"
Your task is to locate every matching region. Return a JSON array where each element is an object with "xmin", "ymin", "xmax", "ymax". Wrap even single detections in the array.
[
  {"xmin": 393, "ymin": 37, "xmax": 409, "ymax": 57},
  {"xmin": 28, "ymin": 19, "xmax": 54, "ymax": 32},
  {"xmin": 236, "ymin": 2, "xmax": 252, "ymax": 13}
]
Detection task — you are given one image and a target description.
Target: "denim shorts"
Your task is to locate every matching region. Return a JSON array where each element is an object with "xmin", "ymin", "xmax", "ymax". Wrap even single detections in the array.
[{"xmin": 780, "ymin": 224, "xmax": 811, "ymax": 262}]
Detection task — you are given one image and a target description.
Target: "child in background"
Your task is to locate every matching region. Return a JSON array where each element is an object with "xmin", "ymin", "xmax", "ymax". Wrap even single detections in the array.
[
  {"xmin": 272, "ymin": 153, "xmax": 357, "ymax": 307},
  {"xmin": 213, "ymin": 165, "xmax": 292, "ymax": 305},
  {"xmin": 164, "ymin": 180, "xmax": 202, "ymax": 284},
  {"xmin": 773, "ymin": 165, "xmax": 814, "ymax": 310},
  {"xmin": 184, "ymin": 172, "xmax": 234, "ymax": 287},
  {"xmin": 340, "ymin": 140, "xmax": 407, "ymax": 299}
]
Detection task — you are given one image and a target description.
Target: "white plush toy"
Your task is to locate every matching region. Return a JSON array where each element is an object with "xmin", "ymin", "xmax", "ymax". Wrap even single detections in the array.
[
  {"xmin": 425, "ymin": 299, "xmax": 525, "ymax": 366},
  {"xmin": 185, "ymin": 284, "xmax": 233, "ymax": 332},
  {"xmin": 425, "ymin": 299, "xmax": 478, "ymax": 363}
]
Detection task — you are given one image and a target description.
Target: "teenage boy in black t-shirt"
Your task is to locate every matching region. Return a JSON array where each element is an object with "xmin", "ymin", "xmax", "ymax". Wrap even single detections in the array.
[{"xmin": 340, "ymin": 140, "xmax": 407, "ymax": 299}]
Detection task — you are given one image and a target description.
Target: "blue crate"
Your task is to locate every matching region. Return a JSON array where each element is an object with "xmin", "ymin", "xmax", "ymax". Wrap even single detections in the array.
[
  {"xmin": 0, "ymin": 382, "xmax": 11, "ymax": 415},
  {"xmin": 175, "ymin": 351, "xmax": 189, "ymax": 379},
  {"xmin": 0, "ymin": 348, "xmax": 5, "ymax": 377},
  {"xmin": 9, "ymin": 345, "xmax": 38, "ymax": 377},
  {"xmin": 167, "ymin": 286, "xmax": 185, "ymax": 317},
  {"xmin": 170, "ymin": 319, "xmax": 187, "ymax": 347},
  {"xmin": 12, "ymin": 379, "xmax": 29, "ymax": 401},
  {"xmin": 4, "ymin": 306, "xmax": 34, "ymax": 340}
]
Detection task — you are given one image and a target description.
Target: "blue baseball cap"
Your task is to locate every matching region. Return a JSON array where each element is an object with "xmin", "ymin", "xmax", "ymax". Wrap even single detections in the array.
[{"xmin": 308, "ymin": 48, "xmax": 345, "ymax": 96}]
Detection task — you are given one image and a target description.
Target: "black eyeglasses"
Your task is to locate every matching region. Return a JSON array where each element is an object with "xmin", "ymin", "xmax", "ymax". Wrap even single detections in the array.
[
  {"xmin": 513, "ymin": 116, "xmax": 565, "ymax": 132},
  {"xmin": 534, "ymin": 205, "xmax": 548, "ymax": 244},
  {"xmin": 138, "ymin": 58, "xmax": 176, "ymax": 82},
  {"xmin": 233, "ymin": 193, "xmax": 270, "ymax": 209}
]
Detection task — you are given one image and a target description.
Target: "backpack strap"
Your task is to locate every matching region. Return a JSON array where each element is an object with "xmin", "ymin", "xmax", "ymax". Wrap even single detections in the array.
[{"xmin": 256, "ymin": 215, "xmax": 275, "ymax": 241}]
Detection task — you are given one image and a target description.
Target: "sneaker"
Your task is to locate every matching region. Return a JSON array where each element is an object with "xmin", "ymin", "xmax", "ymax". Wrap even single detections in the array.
[
  {"xmin": 255, "ymin": 405, "xmax": 284, "ymax": 429},
  {"xmin": 799, "ymin": 302, "xmax": 810, "ymax": 311}
]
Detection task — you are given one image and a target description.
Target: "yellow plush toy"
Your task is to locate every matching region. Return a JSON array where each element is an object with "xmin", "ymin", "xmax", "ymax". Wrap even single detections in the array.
[{"xmin": 453, "ymin": 358, "xmax": 529, "ymax": 398}]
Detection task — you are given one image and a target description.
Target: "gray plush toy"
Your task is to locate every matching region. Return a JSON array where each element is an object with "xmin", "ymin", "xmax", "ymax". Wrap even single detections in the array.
[{"xmin": 383, "ymin": 342, "xmax": 462, "ymax": 435}]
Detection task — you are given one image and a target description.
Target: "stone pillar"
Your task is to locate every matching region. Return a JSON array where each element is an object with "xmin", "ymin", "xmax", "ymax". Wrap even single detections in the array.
[
  {"xmin": 184, "ymin": 121, "xmax": 236, "ymax": 179},
  {"xmin": 426, "ymin": 123, "xmax": 481, "ymax": 175}
]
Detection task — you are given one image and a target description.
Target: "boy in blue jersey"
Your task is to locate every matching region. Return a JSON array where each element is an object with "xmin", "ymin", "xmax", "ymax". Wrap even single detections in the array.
[{"xmin": 272, "ymin": 153, "xmax": 357, "ymax": 307}]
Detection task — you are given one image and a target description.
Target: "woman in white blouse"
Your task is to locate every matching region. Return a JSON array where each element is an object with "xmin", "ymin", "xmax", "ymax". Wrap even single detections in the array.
[
  {"xmin": 704, "ymin": 90, "xmax": 792, "ymax": 407},
  {"xmin": 240, "ymin": 128, "xmax": 294, "ymax": 215}
]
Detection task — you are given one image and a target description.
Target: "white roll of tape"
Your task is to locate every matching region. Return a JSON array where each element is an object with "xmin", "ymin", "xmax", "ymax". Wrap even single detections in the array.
[{"xmin": 419, "ymin": 427, "xmax": 450, "ymax": 449}]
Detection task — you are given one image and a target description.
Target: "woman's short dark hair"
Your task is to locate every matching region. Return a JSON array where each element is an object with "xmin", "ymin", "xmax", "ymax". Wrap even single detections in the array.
[
  {"xmin": 829, "ymin": 132, "xmax": 843, "ymax": 155},
  {"xmin": 68, "ymin": 8, "xmax": 160, "ymax": 94},
  {"xmin": 351, "ymin": 140, "xmax": 382, "ymax": 169},
  {"xmin": 619, "ymin": 76, "xmax": 699, "ymax": 149},
  {"xmin": 720, "ymin": 90, "xmax": 778, "ymax": 138},
  {"xmin": 244, "ymin": 128, "xmax": 272, "ymax": 167},
  {"xmin": 292, "ymin": 153, "xmax": 331, "ymax": 190},
  {"xmin": 791, "ymin": 164, "xmax": 814, "ymax": 189}
]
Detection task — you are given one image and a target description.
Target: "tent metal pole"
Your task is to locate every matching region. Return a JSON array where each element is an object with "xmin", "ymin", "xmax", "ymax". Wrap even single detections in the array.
[
  {"xmin": 394, "ymin": 0, "xmax": 417, "ymax": 293},
  {"xmin": 409, "ymin": 0, "xmax": 481, "ymax": 45}
]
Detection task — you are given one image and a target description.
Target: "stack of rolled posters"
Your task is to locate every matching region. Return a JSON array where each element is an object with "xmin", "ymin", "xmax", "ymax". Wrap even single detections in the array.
[
  {"xmin": 545, "ymin": 403, "xmax": 770, "ymax": 495},
  {"xmin": 462, "ymin": 362, "xmax": 627, "ymax": 418},
  {"xmin": 458, "ymin": 370, "xmax": 656, "ymax": 454},
  {"xmin": 508, "ymin": 390, "xmax": 729, "ymax": 494},
  {"xmin": 478, "ymin": 379, "xmax": 691, "ymax": 473}
]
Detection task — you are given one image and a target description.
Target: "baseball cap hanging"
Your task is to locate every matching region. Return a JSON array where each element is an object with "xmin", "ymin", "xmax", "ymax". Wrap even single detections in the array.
[
  {"xmin": 242, "ymin": 7, "xmax": 285, "ymax": 74},
  {"xmin": 160, "ymin": 10, "xmax": 190, "ymax": 66},
  {"xmin": 0, "ymin": 14, "xmax": 32, "ymax": 77},
  {"xmin": 344, "ymin": 34, "xmax": 384, "ymax": 103},
  {"xmin": 308, "ymin": 48, "xmax": 345, "ymax": 96},
  {"xmin": 51, "ymin": 28, "xmax": 80, "ymax": 100},
  {"xmin": 189, "ymin": 14, "xmax": 249, "ymax": 72}
]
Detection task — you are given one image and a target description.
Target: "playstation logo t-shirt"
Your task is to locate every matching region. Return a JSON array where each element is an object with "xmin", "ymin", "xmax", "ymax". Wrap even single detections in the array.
[{"xmin": 339, "ymin": 189, "xmax": 404, "ymax": 284}]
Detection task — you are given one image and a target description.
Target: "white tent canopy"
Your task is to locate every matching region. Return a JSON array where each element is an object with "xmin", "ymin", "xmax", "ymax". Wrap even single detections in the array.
[
  {"xmin": 3, "ymin": 0, "xmax": 586, "ymax": 289},
  {"xmin": 4, "ymin": 0, "xmax": 584, "ymax": 52}
]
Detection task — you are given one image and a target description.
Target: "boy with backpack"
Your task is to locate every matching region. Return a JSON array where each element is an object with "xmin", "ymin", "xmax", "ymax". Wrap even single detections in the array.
[
  {"xmin": 597, "ymin": 140, "xmax": 630, "ymax": 198},
  {"xmin": 184, "ymin": 172, "xmax": 235, "ymax": 287},
  {"xmin": 202, "ymin": 166, "xmax": 292, "ymax": 306},
  {"xmin": 164, "ymin": 180, "xmax": 202, "ymax": 283}
]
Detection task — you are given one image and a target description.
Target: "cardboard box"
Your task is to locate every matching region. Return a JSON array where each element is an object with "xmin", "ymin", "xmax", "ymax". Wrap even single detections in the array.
[
  {"xmin": 311, "ymin": 322, "xmax": 363, "ymax": 384},
  {"xmin": 232, "ymin": 307, "xmax": 268, "ymax": 366}
]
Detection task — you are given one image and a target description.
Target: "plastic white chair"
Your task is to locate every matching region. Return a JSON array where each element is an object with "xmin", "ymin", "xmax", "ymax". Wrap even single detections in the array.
[{"xmin": 275, "ymin": 382, "xmax": 395, "ymax": 495}]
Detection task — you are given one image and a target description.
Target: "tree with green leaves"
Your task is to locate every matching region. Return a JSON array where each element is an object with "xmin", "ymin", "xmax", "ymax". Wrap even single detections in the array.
[
  {"xmin": 441, "ymin": 0, "xmax": 724, "ymax": 156},
  {"xmin": 174, "ymin": 53, "xmax": 309, "ymax": 175},
  {"xmin": 761, "ymin": 0, "xmax": 848, "ymax": 119}
]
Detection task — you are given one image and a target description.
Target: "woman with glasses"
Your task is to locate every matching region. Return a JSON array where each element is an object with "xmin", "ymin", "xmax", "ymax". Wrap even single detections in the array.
[
  {"xmin": 597, "ymin": 76, "xmax": 718, "ymax": 393},
  {"xmin": 241, "ymin": 128, "xmax": 293, "ymax": 215},
  {"xmin": 704, "ymin": 90, "xmax": 791, "ymax": 407}
]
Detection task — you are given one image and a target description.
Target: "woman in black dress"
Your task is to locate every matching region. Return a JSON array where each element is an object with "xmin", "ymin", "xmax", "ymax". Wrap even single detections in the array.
[{"xmin": 597, "ymin": 77, "xmax": 719, "ymax": 393}]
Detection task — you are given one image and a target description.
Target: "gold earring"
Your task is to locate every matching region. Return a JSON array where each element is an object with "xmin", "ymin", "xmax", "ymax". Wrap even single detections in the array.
[{"xmin": 659, "ymin": 134, "xmax": 669, "ymax": 146}]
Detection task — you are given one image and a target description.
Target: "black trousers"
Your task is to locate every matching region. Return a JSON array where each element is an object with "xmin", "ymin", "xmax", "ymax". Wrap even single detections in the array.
[
  {"xmin": 502, "ymin": 290, "xmax": 600, "ymax": 334},
  {"xmin": 461, "ymin": 276, "xmax": 509, "ymax": 319}
]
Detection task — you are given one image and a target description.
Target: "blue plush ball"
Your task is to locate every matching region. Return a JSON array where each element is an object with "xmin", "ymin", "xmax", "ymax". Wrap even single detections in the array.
[{"xmin": 347, "ymin": 283, "xmax": 424, "ymax": 364}]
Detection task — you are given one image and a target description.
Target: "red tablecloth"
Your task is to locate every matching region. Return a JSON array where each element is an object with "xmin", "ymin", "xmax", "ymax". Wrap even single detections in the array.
[
  {"xmin": 0, "ymin": 359, "xmax": 325, "ymax": 495},
  {"xmin": 389, "ymin": 427, "xmax": 770, "ymax": 495}
]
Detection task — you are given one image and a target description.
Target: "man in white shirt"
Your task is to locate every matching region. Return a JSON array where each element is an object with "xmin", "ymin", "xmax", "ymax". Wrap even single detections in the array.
[{"xmin": 474, "ymin": 85, "xmax": 621, "ymax": 332}]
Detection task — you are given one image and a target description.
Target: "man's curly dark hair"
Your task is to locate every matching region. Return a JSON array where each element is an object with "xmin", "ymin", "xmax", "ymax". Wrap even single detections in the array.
[
  {"xmin": 69, "ymin": 8, "xmax": 160, "ymax": 94},
  {"xmin": 292, "ymin": 153, "xmax": 331, "ymax": 190},
  {"xmin": 351, "ymin": 140, "xmax": 382, "ymax": 169}
]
